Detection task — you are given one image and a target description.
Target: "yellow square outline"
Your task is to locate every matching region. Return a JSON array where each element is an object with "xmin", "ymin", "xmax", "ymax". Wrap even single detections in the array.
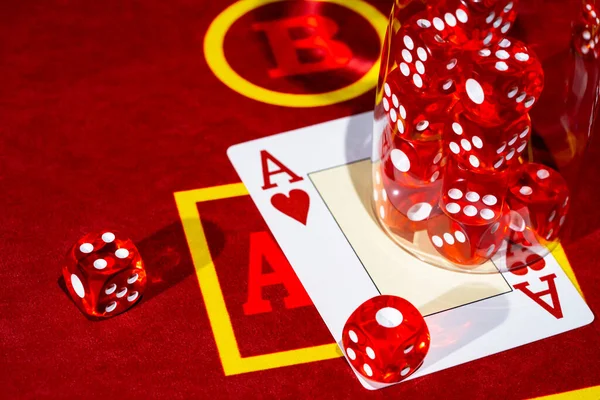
[{"xmin": 174, "ymin": 183, "xmax": 341, "ymax": 376}]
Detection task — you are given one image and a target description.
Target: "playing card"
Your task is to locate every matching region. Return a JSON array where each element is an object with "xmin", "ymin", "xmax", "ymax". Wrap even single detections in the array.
[{"xmin": 227, "ymin": 112, "xmax": 594, "ymax": 390}]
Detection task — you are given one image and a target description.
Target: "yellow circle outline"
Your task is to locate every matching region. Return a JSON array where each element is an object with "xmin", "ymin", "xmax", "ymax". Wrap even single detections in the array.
[{"xmin": 204, "ymin": 0, "xmax": 388, "ymax": 108}]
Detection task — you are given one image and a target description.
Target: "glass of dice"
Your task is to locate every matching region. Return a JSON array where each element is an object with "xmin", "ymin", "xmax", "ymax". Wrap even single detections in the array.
[{"xmin": 372, "ymin": 0, "xmax": 600, "ymax": 273}]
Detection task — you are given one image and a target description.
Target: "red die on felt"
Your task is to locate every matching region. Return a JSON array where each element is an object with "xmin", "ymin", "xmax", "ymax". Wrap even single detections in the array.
[
  {"xmin": 342, "ymin": 295, "xmax": 430, "ymax": 384},
  {"xmin": 507, "ymin": 163, "xmax": 570, "ymax": 243},
  {"xmin": 63, "ymin": 231, "xmax": 146, "ymax": 318},
  {"xmin": 459, "ymin": 38, "xmax": 544, "ymax": 126}
]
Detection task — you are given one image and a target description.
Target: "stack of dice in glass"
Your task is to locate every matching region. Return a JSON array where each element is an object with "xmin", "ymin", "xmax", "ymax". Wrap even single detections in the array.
[{"xmin": 375, "ymin": 0, "xmax": 570, "ymax": 270}]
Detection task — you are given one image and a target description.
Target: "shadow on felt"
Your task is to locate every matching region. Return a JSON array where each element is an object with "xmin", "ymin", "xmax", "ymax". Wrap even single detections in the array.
[{"xmin": 57, "ymin": 219, "xmax": 226, "ymax": 320}]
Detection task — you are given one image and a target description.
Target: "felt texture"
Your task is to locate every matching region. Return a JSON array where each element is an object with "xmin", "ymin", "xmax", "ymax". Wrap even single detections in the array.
[{"xmin": 1, "ymin": 0, "xmax": 599, "ymax": 398}]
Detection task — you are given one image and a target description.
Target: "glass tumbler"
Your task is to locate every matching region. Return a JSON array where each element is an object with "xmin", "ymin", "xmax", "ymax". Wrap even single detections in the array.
[{"xmin": 372, "ymin": 0, "xmax": 600, "ymax": 273}]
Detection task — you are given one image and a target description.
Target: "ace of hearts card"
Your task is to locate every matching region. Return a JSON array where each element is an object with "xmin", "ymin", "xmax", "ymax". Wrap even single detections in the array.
[{"xmin": 227, "ymin": 112, "xmax": 594, "ymax": 390}]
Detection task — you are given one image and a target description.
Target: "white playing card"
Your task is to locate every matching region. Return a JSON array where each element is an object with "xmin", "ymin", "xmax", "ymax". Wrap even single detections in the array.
[{"xmin": 227, "ymin": 111, "xmax": 594, "ymax": 390}]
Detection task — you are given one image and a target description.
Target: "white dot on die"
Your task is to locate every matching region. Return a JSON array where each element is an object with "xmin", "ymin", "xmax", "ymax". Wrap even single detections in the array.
[
  {"xmin": 448, "ymin": 188, "xmax": 463, "ymax": 199},
  {"xmin": 70, "ymin": 274, "xmax": 85, "ymax": 298},
  {"xmin": 79, "ymin": 243, "xmax": 93, "ymax": 253},
  {"xmin": 508, "ymin": 135, "xmax": 518, "ymax": 146},
  {"xmin": 346, "ymin": 347, "xmax": 356, "ymax": 360},
  {"xmin": 446, "ymin": 58, "xmax": 458, "ymax": 70},
  {"xmin": 495, "ymin": 61, "xmax": 509, "ymax": 71},
  {"xmin": 493, "ymin": 17, "xmax": 503, "ymax": 28},
  {"xmin": 105, "ymin": 302, "xmax": 117, "ymax": 313},
  {"xmin": 452, "ymin": 122, "xmax": 463, "ymax": 135},
  {"xmin": 445, "ymin": 13, "xmax": 457, "ymax": 26},
  {"xmin": 499, "ymin": 38, "xmax": 511, "ymax": 48},
  {"xmin": 402, "ymin": 49, "xmax": 413, "ymax": 63},
  {"xmin": 443, "ymin": 232, "xmax": 455, "ymax": 245},
  {"xmin": 400, "ymin": 62, "xmax": 410, "ymax": 76},
  {"xmin": 472, "ymin": 136, "xmax": 483, "ymax": 149},
  {"xmin": 366, "ymin": 347, "xmax": 376, "ymax": 360},
  {"xmin": 105, "ymin": 283, "xmax": 117, "ymax": 295},
  {"xmin": 407, "ymin": 202, "xmax": 432, "ymax": 221},
  {"xmin": 433, "ymin": 152, "xmax": 443, "ymax": 164},
  {"xmin": 507, "ymin": 87, "xmax": 518, "ymax": 98},
  {"xmin": 456, "ymin": 8, "xmax": 468, "ymax": 23},
  {"xmin": 525, "ymin": 97, "xmax": 535, "ymax": 108},
  {"xmin": 486, "ymin": 11, "xmax": 495, "ymax": 23},
  {"xmin": 116, "ymin": 287, "xmax": 127, "ymax": 298},
  {"xmin": 379, "ymin": 205, "xmax": 385, "ymax": 220},
  {"xmin": 505, "ymin": 1, "xmax": 514, "ymax": 12},
  {"xmin": 127, "ymin": 291, "xmax": 139, "ymax": 302},
  {"xmin": 583, "ymin": 30, "xmax": 592, "ymax": 40},
  {"xmin": 416, "ymin": 60, "xmax": 425, "ymax": 74},
  {"xmin": 382, "ymin": 188, "xmax": 387, "ymax": 202},
  {"xmin": 501, "ymin": 22, "xmax": 511, "ymax": 33},
  {"xmin": 560, "ymin": 216, "xmax": 566, "ymax": 226},
  {"xmin": 469, "ymin": 155, "xmax": 480, "ymax": 168},
  {"xmin": 466, "ymin": 191, "xmax": 480, "ymax": 202},
  {"xmin": 449, "ymin": 142, "xmax": 460, "ymax": 154},
  {"xmin": 486, "ymin": 245, "xmax": 496, "ymax": 257},
  {"xmin": 128, "ymin": 273, "xmax": 139, "ymax": 284},
  {"xmin": 479, "ymin": 49, "xmax": 491, "ymax": 57},
  {"xmin": 102, "ymin": 232, "xmax": 115, "ymax": 243},
  {"xmin": 446, "ymin": 202, "xmax": 460, "ymax": 214},
  {"xmin": 430, "ymin": 171, "xmax": 440, "ymax": 182},
  {"xmin": 391, "ymin": 149, "xmax": 411, "ymax": 172},
  {"xmin": 417, "ymin": 47, "xmax": 428, "ymax": 61},
  {"xmin": 466, "ymin": 79, "xmax": 485, "ymax": 104},
  {"xmin": 463, "ymin": 205, "xmax": 477, "ymax": 217},
  {"xmin": 519, "ymin": 186, "xmax": 533, "ymax": 195},
  {"xmin": 483, "ymin": 195, "xmax": 497, "ymax": 206},
  {"xmin": 461, "ymin": 139, "xmax": 472, "ymax": 151},
  {"xmin": 496, "ymin": 50, "xmax": 509, "ymax": 59},
  {"xmin": 483, "ymin": 32, "xmax": 493, "ymax": 45},
  {"xmin": 403, "ymin": 35, "xmax": 414, "ymax": 50},
  {"xmin": 413, "ymin": 74, "xmax": 423, "ymax": 88},
  {"xmin": 546, "ymin": 229, "xmax": 554, "ymax": 240},
  {"xmin": 455, "ymin": 231, "xmax": 466, "ymax": 243},
  {"xmin": 384, "ymin": 83, "xmax": 391, "ymax": 97},
  {"xmin": 494, "ymin": 158, "xmax": 504, "ymax": 169},
  {"xmin": 433, "ymin": 17, "xmax": 445, "ymax": 31},
  {"xmin": 515, "ymin": 52, "xmax": 530, "ymax": 62},
  {"xmin": 392, "ymin": 94, "xmax": 399, "ymax": 108},
  {"xmin": 432, "ymin": 235, "xmax": 443, "ymax": 247},
  {"xmin": 549, "ymin": 210, "xmax": 556, "ymax": 222},
  {"xmin": 480, "ymin": 209, "xmax": 495, "ymax": 220},
  {"xmin": 375, "ymin": 171, "xmax": 380, "ymax": 185},
  {"xmin": 506, "ymin": 149, "xmax": 516, "ymax": 160},
  {"xmin": 115, "ymin": 248, "xmax": 129, "ymax": 259},
  {"xmin": 93, "ymin": 259, "xmax": 108, "ymax": 270},
  {"xmin": 404, "ymin": 344, "xmax": 414, "ymax": 354},
  {"xmin": 401, "ymin": 366, "xmax": 411, "ymax": 376},
  {"xmin": 520, "ymin": 126, "xmax": 530, "ymax": 138},
  {"xmin": 399, "ymin": 105, "xmax": 407, "ymax": 119},
  {"xmin": 516, "ymin": 92, "xmax": 526, "ymax": 103},
  {"xmin": 376, "ymin": 307, "xmax": 403, "ymax": 328},
  {"xmin": 417, "ymin": 19, "xmax": 431, "ymax": 28},
  {"xmin": 416, "ymin": 120, "xmax": 429, "ymax": 131},
  {"xmin": 349, "ymin": 330, "xmax": 358, "ymax": 343},
  {"xmin": 363, "ymin": 364, "xmax": 373, "ymax": 377},
  {"xmin": 382, "ymin": 98, "xmax": 389, "ymax": 111},
  {"xmin": 398, "ymin": 120, "xmax": 405, "ymax": 134},
  {"xmin": 390, "ymin": 108, "xmax": 397, "ymax": 123},
  {"xmin": 537, "ymin": 169, "xmax": 550, "ymax": 179}
]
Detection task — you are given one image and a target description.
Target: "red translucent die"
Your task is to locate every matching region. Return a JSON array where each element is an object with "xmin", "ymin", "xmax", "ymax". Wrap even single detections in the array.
[
  {"xmin": 507, "ymin": 163, "xmax": 570, "ymax": 242},
  {"xmin": 342, "ymin": 295, "xmax": 430, "ymax": 384},
  {"xmin": 374, "ymin": 166, "xmax": 428, "ymax": 241},
  {"xmin": 381, "ymin": 127, "xmax": 445, "ymax": 188},
  {"xmin": 573, "ymin": 2, "xmax": 600, "ymax": 58},
  {"xmin": 382, "ymin": 166, "xmax": 442, "ymax": 224},
  {"xmin": 382, "ymin": 68, "xmax": 455, "ymax": 141},
  {"xmin": 392, "ymin": 15, "xmax": 463, "ymax": 98},
  {"xmin": 419, "ymin": 0, "xmax": 518, "ymax": 50},
  {"xmin": 63, "ymin": 231, "xmax": 146, "ymax": 318},
  {"xmin": 459, "ymin": 38, "xmax": 544, "ymax": 126},
  {"xmin": 446, "ymin": 111, "xmax": 531, "ymax": 171},
  {"xmin": 427, "ymin": 203, "xmax": 508, "ymax": 265},
  {"xmin": 440, "ymin": 157, "xmax": 509, "ymax": 225}
]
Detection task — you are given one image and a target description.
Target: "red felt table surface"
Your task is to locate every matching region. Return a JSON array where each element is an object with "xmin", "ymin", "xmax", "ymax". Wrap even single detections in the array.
[{"xmin": 1, "ymin": 0, "xmax": 599, "ymax": 398}]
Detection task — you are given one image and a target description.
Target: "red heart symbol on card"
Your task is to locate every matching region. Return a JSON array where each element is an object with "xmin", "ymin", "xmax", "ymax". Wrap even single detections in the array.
[{"xmin": 270, "ymin": 189, "xmax": 310, "ymax": 225}]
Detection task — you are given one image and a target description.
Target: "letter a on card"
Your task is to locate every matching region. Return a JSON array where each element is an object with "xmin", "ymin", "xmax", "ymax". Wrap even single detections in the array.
[
  {"xmin": 260, "ymin": 150, "xmax": 303, "ymax": 190},
  {"xmin": 513, "ymin": 274, "xmax": 564, "ymax": 319}
]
